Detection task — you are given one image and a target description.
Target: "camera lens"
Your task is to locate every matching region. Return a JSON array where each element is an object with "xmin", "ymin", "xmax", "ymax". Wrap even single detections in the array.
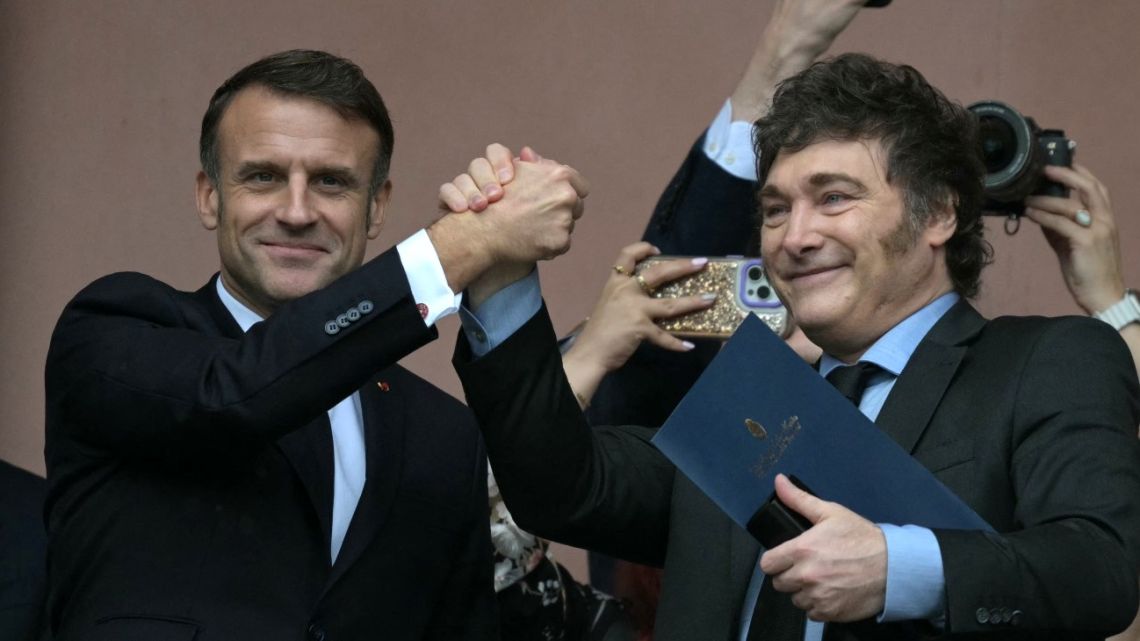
[
  {"xmin": 968, "ymin": 101, "xmax": 1042, "ymax": 203},
  {"xmin": 748, "ymin": 266, "xmax": 762, "ymax": 281},
  {"xmin": 979, "ymin": 117, "xmax": 1018, "ymax": 174},
  {"xmin": 757, "ymin": 285, "xmax": 771, "ymax": 299}
]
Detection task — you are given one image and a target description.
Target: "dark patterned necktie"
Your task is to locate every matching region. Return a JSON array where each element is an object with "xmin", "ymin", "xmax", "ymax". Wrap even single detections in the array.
[
  {"xmin": 747, "ymin": 361, "xmax": 883, "ymax": 641},
  {"xmin": 825, "ymin": 362, "xmax": 883, "ymax": 407}
]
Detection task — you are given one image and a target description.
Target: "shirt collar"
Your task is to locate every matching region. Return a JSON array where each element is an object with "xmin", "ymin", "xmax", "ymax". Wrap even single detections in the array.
[
  {"xmin": 215, "ymin": 276, "xmax": 263, "ymax": 333},
  {"xmin": 819, "ymin": 292, "xmax": 959, "ymax": 378}
]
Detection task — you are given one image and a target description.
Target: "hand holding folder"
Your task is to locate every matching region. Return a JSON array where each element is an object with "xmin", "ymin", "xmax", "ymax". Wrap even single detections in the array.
[{"xmin": 652, "ymin": 315, "xmax": 991, "ymax": 540}]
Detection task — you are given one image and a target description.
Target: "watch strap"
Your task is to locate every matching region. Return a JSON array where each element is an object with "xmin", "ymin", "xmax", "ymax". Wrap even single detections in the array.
[{"xmin": 1093, "ymin": 290, "xmax": 1140, "ymax": 331}]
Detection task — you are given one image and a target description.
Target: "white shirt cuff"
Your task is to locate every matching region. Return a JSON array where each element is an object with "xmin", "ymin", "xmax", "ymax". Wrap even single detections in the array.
[
  {"xmin": 703, "ymin": 98, "xmax": 759, "ymax": 181},
  {"xmin": 459, "ymin": 269, "xmax": 542, "ymax": 357},
  {"xmin": 879, "ymin": 524, "xmax": 946, "ymax": 624},
  {"xmin": 395, "ymin": 229, "xmax": 463, "ymax": 327}
]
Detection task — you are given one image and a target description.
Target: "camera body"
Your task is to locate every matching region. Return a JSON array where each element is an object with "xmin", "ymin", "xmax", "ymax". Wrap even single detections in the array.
[{"xmin": 968, "ymin": 100, "xmax": 1075, "ymax": 216}]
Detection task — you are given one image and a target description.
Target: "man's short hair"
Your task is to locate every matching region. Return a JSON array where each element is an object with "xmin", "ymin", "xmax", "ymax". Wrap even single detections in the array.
[
  {"xmin": 755, "ymin": 53, "xmax": 991, "ymax": 298},
  {"xmin": 199, "ymin": 49, "xmax": 394, "ymax": 195}
]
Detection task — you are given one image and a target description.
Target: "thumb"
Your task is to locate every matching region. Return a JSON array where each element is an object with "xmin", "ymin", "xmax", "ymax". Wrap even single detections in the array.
[
  {"xmin": 774, "ymin": 473, "xmax": 829, "ymax": 525},
  {"xmin": 519, "ymin": 146, "xmax": 543, "ymax": 162}
]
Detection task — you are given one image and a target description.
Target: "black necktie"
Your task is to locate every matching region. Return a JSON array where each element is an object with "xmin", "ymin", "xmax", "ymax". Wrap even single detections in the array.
[
  {"xmin": 747, "ymin": 361, "xmax": 883, "ymax": 641},
  {"xmin": 825, "ymin": 362, "xmax": 883, "ymax": 407}
]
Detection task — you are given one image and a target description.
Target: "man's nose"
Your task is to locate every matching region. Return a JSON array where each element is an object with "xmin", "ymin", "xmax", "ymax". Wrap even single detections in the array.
[
  {"xmin": 780, "ymin": 206, "xmax": 823, "ymax": 255},
  {"xmin": 276, "ymin": 177, "xmax": 318, "ymax": 226}
]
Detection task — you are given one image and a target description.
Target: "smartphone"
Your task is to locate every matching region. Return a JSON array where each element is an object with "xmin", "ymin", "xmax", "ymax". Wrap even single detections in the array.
[{"xmin": 636, "ymin": 256, "xmax": 788, "ymax": 339}]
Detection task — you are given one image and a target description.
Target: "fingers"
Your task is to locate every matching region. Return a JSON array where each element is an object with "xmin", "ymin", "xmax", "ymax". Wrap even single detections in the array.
[
  {"xmin": 435, "ymin": 172, "xmax": 481, "ymax": 212},
  {"xmin": 642, "ymin": 324, "xmax": 697, "ymax": 353},
  {"xmin": 485, "ymin": 143, "xmax": 515, "ymax": 184},
  {"xmin": 1027, "ymin": 163, "xmax": 1117, "ymax": 237},
  {"xmin": 1023, "ymin": 205, "xmax": 1084, "ymax": 238},
  {"xmin": 1041, "ymin": 164, "xmax": 1112, "ymax": 218},
  {"xmin": 638, "ymin": 256, "xmax": 709, "ymax": 291},
  {"xmin": 438, "ymin": 143, "xmax": 516, "ymax": 215},
  {"xmin": 466, "ymin": 158, "xmax": 503, "ymax": 210},
  {"xmin": 1071, "ymin": 163, "xmax": 1112, "ymax": 210},
  {"xmin": 564, "ymin": 166, "xmax": 590, "ymax": 200},
  {"xmin": 612, "ymin": 242, "xmax": 661, "ymax": 275},
  {"xmin": 438, "ymin": 182, "xmax": 470, "ymax": 214},
  {"xmin": 774, "ymin": 473, "xmax": 828, "ymax": 525}
]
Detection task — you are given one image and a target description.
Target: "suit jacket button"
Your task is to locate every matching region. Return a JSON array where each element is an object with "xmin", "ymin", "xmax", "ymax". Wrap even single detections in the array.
[
  {"xmin": 989, "ymin": 608, "xmax": 1002, "ymax": 625},
  {"xmin": 358, "ymin": 300, "xmax": 374, "ymax": 314},
  {"xmin": 336, "ymin": 314, "xmax": 350, "ymax": 328},
  {"xmin": 324, "ymin": 321, "xmax": 340, "ymax": 335},
  {"xmin": 1010, "ymin": 609, "xmax": 1023, "ymax": 626},
  {"xmin": 976, "ymin": 607, "xmax": 989, "ymax": 624},
  {"xmin": 347, "ymin": 308, "xmax": 361, "ymax": 322},
  {"xmin": 999, "ymin": 607, "xmax": 1012, "ymax": 624},
  {"xmin": 308, "ymin": 622, "xmax": 326, "ymax": 641}
]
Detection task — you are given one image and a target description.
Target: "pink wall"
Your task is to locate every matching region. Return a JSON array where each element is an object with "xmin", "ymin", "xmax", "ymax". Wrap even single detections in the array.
[{"xmin": 3, "ymin": 0, "xmax": 1139, "ymax": 575}]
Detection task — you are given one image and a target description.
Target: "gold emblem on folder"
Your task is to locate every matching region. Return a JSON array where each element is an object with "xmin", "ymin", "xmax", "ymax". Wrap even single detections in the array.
[{"xmin": 745, "ymin": 418, "xmax": 767, "ymax": 439}]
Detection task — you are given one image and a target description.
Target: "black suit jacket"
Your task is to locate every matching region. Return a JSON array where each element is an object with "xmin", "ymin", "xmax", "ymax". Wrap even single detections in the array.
[
  {"xmin": 0, "ymin": 460, "xmax": 47, "ymax": 641},
  {"xmin": 456, "ymin": 292, "xmax": 1140, "ymax": 640},
  {"xmin": 44, "ymin": 249, "xmax": 496, "ymax": 640}
]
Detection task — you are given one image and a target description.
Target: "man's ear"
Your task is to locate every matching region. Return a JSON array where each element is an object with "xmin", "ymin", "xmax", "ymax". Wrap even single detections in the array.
[
  {"xmin": 196, "ymin": 171, "xmax": 220, "ymax": 231},
  {"xmin": 924, "ymin": 202, "xmax": 958, "ymax": 249},
  {"xmin": 367, "ymin": 179, "xmax": 392, "ymax": 240}
]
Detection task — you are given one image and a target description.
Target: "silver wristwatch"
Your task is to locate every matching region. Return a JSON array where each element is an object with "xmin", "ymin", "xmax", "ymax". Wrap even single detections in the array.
[{"xmin": 1093, "ymin": 290, "xmax": 1140, "ymax": 331}]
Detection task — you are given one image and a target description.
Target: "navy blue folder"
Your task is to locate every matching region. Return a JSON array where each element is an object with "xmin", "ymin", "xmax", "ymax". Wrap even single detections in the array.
[{"xmin": 652, "ymin": 315, "xmax": 991, "ymax": 534}]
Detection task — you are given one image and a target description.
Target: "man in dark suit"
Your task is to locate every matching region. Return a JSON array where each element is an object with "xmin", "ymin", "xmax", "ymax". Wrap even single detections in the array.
[
  {"xmin": 450, "ymin": 53, "xmax": 1140, "ymax": 639},
  {"xmin": 43, "ymin": 49, "xmax": 587, "ymax": 640}
]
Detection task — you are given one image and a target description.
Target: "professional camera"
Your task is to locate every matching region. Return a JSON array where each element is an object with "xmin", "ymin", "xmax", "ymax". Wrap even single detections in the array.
[{"xmin": 968, "ymin": 100, "xmax": 1075, "ymax": 217}]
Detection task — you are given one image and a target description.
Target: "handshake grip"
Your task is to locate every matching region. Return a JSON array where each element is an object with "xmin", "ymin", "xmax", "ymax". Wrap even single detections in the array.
[{"xmin": 746, "ymin": 475, "xmax": 814, "ymax": 549}]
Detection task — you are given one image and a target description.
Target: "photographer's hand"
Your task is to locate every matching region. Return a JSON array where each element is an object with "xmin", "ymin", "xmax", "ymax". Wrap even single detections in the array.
[
  {"xmin": 1025, "ymin": 163, "xmax": 1139, "ymax": 375},
  {"xmin": 730, "ymin": 0, "xmax": 866, "ymax": 123}
]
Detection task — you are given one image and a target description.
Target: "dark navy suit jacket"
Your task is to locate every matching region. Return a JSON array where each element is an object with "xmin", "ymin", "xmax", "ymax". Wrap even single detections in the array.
[{"xmin": 44, "ymin": 249, "xmax": 496, "ymax": 640}]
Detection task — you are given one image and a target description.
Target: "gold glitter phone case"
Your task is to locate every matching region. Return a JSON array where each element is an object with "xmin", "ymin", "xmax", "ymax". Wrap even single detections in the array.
[{"xmin": 636, "ymin": 256, "xmax": 788, "ymax": 339}]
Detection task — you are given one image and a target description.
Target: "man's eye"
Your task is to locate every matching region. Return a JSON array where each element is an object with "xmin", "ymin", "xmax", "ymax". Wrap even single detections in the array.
[
  {"xmin": 251, "ymin": 172, "xmax": 274, "ymax": 183},
  {"xmin": 762, "ymin": 205, "xmax": 789, "ymax": 224},
  {"xmin": 823, "ymin": 193, "xmax": 848, "ymax": 205},
  {"xmin": 318, "ymin": 175, "xmax": 345, "ymax": 187}
]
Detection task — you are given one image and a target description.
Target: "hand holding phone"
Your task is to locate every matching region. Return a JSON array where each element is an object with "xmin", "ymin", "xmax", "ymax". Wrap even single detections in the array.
[{"xmin": 636, "ymin": 256, "xmax": 788, "ymax": 339}]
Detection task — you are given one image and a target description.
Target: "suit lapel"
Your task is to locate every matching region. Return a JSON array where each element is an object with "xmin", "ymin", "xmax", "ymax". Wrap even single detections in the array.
[
  {"xmin": 876, "ymin": 300, "xmax": 986, "ymax": 453},
  {"xmin": 326, "ymin": 369, "xmax": 407, "ymax": 586},
  {"xmin": 277, "ymin": 416, "xmax": 336, "ymax": 553},
  {"xmin": 197, "ymin": 275, "xmax": 338, "ymax": 559}
]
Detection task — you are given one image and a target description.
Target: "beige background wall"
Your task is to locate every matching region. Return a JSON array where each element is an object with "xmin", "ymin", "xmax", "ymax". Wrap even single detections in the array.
[{"xmin": 3, "ymin": 0, "xmax": 1139, "ymax": 575}]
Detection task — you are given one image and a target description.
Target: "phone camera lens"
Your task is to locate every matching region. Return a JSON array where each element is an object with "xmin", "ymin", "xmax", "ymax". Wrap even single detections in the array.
[
  {"xmin": 757, "ymin": 285, "xmax": 771, "ymax": 299},
  {"xmin": 748, "ymin": 266, "xmax": 762, "ymax": 281}
]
